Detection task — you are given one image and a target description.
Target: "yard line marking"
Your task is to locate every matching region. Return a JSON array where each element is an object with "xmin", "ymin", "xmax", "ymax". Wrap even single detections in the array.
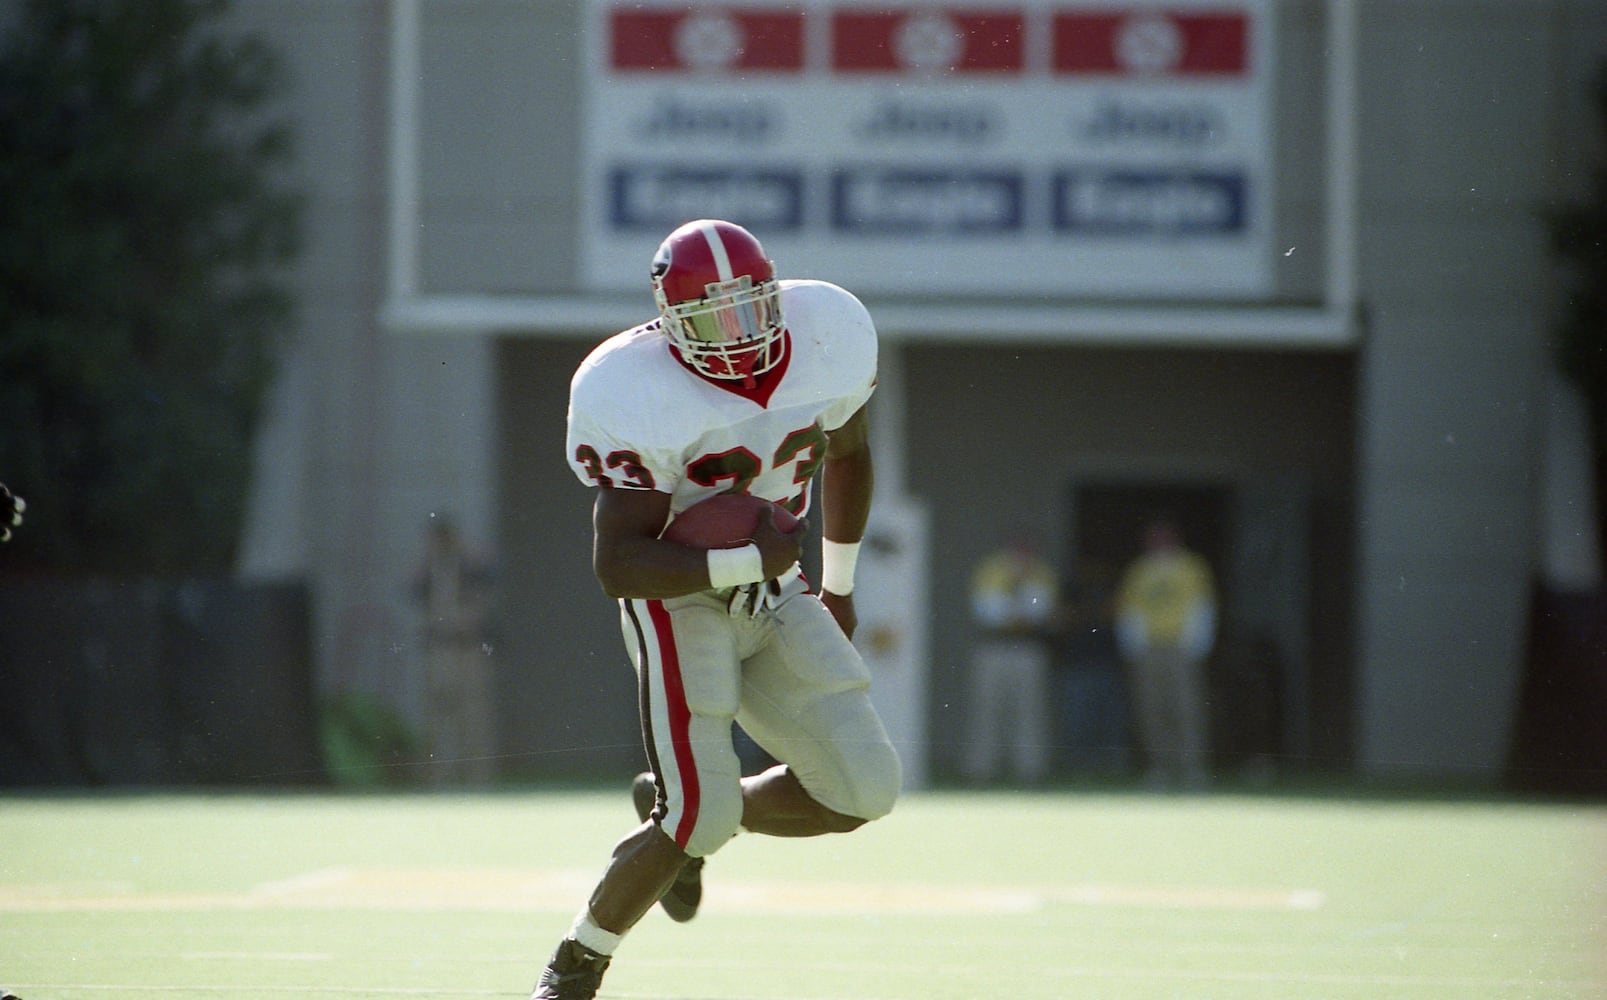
[
  {"xmin": 13, "ymin": 970, "xmax": 1599, "ymax": 998},
  {"xmin": 0, "ymin": 868, "xmax": 1323, "ymax": 914},
  {"xmin": 252, "ymin": 868, "xmax": 353, "ymax": 897},
  {"xmin": 181, "ymin": 952, "xmax": 333, "ymax": 962},
  {"xmin": 700, "ymin": 880, "xmax": 1324, "ymax": 915},
  {"xmin": 1, "ymin": 987, "xmax": 510, "ymax": 996},
  {"xmin": 0, "ymin": 879, "xmax": 136, "ymax": 896},
  {"xmin": 709, "ymin": 882, "xmax": 1042, "ymax": 915},
  {"xmin": 1047, "ymin": 884, "xmax": 1327, "ymax": 910}
]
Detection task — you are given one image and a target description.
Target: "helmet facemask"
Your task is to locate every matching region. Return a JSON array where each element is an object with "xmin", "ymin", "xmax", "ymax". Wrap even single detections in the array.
[{"xmin": 657, "ymin": 274, "xmax": 785, "ymax": 384}]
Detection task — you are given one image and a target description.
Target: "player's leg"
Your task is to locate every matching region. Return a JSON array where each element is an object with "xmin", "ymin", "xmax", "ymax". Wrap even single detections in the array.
[
  {"xmin": 736, "ymin": 591, "xmax": 901, "ymax": 836},
  {"xmin": 738, "ymin": 760, "xmax": 868, "ymax": 835},
  {"xmin": 1150, "ymin": 645, "xmax": 1189, "ymax": 784},
  {"xmin": 631, "ymin": 769, "xmax": 704, "ymax": 921},
  {"xmin": 1011, "ymin": 642, "xmax": 1051, "ymax": 784},
  {"xmin": 532, "ymin": 596, "xmax": 744, "ymax": 999},
  {"xmin": 1127, "ymin": 647, "xmax": 1168, "ymax": 786},
  {"xmin": 1171, "ymin": 648, "xmax": 1211, "ymax": 788},
  {"xmin": 962, "ymin": 642, "xmax": 1007, "ymax": 784}
]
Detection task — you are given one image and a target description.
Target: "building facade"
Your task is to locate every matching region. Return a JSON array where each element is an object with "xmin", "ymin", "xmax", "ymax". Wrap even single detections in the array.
[{"xmin": 220, "ymin": 0, "xmax": 1605, "ymax": 784}]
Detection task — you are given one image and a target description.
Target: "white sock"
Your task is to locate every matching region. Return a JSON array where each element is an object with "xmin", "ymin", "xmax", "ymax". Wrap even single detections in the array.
[{"xmin": 568, "ymin": 911, "xmax": 624, "ymax": 957}]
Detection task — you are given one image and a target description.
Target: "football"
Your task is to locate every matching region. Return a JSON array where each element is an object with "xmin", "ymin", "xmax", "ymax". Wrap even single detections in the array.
[{"xmin": 662, "ymin": 493, "xmax": 800, "ymax": 549}]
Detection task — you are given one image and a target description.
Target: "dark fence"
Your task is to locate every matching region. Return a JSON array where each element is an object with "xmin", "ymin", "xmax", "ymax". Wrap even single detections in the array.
[
  {"xmin": 0, "ymin": 578, "xmax": 325, "ymax": 786},
  {"xmin": 1510, "ymin": 584, "xmax": 1607, "ymax": 795}
]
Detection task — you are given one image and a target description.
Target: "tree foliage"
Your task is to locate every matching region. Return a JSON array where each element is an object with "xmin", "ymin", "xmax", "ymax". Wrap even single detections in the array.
[
  {"xmin": 0, "ymin": 0, "xmax": 300, "ymax": 575},
  {"xmin": 1548, "ymin": 64, "xmax": 1607, "ymax": 577}
]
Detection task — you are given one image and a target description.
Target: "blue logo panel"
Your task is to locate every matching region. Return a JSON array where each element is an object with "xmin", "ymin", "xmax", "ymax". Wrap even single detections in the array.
[
  {"xmin": 832, "ymin": 168, "xmax": 1024, "ymax": 235},
  {"xmin": 609, "ymin": 166, "xmax": 804, "ymax": 231},
  {"xmin": 1053, "ymin": 169, "xmax": 1246, "ymax": 235}
]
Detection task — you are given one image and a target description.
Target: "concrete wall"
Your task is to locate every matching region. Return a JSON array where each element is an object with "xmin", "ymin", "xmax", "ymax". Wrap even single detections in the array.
[
  {"xmin": 1351, "ymin": 0, "xmax": 1607, "ymax": 776},
  {"xmin": 201, "ymin": 0, "xmax": 1607, "ymax": 782},
  {"xmin": 416, "ymin": 0, "xmax": 581, "ymax": 293},
  {"xmin": 232, "ymin": 2, "xmax": 499, "ymax": 727}
]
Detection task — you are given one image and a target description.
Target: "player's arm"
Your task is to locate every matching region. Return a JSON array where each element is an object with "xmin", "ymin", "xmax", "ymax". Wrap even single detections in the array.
[
  {"xmin": 821, "ymin": 404, "xmax": 873, "ymax": 546},
  {"xmin": 591, "ymin": 488, "xmax": 800, "ymax": 600},
  {"xmin": 819, "ymin": 404, "xmax": 874, "ymax": 637}
]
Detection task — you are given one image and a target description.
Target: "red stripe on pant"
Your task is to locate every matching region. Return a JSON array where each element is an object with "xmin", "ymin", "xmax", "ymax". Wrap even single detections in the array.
[{"xmin": 645, "ymin": 599, "xmax": 700, "ymax": 849}]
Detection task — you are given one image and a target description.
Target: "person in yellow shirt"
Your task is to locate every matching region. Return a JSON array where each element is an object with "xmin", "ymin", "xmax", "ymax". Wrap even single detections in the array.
[
  {"xmin": 964, "ymin": 533, "xmax": 1061, "ymax": 785},
  {"xmin": 1115, "ymin": 519, "xmax": 1216, "ymax": 790}
]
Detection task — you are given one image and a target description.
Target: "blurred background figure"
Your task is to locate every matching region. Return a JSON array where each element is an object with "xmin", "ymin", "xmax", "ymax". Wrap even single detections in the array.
[
  {"xmin": 963, "ymin": 531, "xmax": 1061, "ymax": 786},
  {"xmin": 413, "ymin": 514, "xmax": 496, "ymax": 787},
  {"xmin": 1, "ymin": 483, "xmax": 24, "ymax": 542},
  {"xmin": 1116, "ymin": 519, "xmax": 1217, "ymax": 790},
  {"xmin": 1055, "ymin": 560, "xmax": 1130, "ymax": 774}
]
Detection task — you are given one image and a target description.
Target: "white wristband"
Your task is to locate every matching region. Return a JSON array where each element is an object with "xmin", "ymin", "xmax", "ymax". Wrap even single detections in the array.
[
  {"xmin": 707, "ymin": 544, "xmax": 765, "ymax": 590},
  {"xmin": 821, "ymin": 539, "xmax": 861, "ymax": 595}
]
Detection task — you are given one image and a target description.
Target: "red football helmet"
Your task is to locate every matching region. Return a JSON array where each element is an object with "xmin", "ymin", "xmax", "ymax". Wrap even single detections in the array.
[{"xmin": 650, "ymin": 219, "xmax": 786, "ymax": 383}]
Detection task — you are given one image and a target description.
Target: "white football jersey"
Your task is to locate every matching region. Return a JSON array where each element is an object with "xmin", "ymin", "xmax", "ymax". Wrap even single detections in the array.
[{"xmin": 566, "ymin": 279, "xmax": 877, "ymax": 519}]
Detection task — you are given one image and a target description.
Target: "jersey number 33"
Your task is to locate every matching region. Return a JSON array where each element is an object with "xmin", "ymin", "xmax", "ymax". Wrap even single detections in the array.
[{"xmin": 574, "ymin": 421, "xmax": 829, "ymax": 515}]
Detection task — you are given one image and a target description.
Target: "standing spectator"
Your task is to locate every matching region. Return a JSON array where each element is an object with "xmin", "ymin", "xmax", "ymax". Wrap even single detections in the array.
[
  {"xmin": 963, "ymin": 533, "xmax": 1061, "ymax": 785},
  {"xmin": 1115, "ymin": 518, "xmax": 1217, "ymax": 790},
  {"xmin": 1057, "ymin": 561, "xmax": 1129, "ymax": 773},
  {"xmin": 414, "ymin": 514, "xmax": 496, "ymax": 787}
]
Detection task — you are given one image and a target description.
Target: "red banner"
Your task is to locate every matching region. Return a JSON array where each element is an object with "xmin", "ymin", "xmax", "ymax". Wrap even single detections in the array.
[
  {"xmin": 1054, "ymin": 10, "xmax": 1248, "ymax": 75},
  {"xmin": 610, "ymin": 8, "xmax": 806, "ymax": 72},
  {"xmin": 832, "ymin": 10, "xmax": 1026, "ymax": 73}
]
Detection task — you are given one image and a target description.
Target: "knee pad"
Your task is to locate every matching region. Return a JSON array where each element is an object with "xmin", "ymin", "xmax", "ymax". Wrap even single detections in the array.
[
  {"xmin": 678, "ymin": 779, "xmax": 745, "ymax": 859},
  {"xmin": 841, "ymin": 739, "xmax": 901, "ymax": 822}
]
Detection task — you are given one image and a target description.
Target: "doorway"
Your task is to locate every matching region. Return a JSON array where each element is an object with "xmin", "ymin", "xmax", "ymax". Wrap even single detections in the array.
[{"xmin": 1067, "ymin": 476, "xmax": 1306, "ymax": 778}]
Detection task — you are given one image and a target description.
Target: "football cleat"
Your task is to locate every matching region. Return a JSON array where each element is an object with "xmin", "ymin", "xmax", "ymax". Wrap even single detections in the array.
[
  {"xmin": 531, "ymin": 938, "xmax": 610, "ymax": 1000},
  {"xmin": 632, "ymin": 771, "xmax": 705, "ymax": 922}
]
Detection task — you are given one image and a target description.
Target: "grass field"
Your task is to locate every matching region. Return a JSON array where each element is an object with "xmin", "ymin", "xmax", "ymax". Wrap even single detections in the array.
[{"xmin": 1, "ymin": 786, "xmax": 1602, "ymax": 999}]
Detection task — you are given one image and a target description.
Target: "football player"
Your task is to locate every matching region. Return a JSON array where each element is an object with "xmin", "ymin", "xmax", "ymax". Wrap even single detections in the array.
[{"xmin": 532, "ymin": 219, "xmax": 901, "ymax": 999}]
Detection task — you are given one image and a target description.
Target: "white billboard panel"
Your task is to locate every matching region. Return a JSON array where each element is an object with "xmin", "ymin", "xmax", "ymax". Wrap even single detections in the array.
[{"xmin": 581, "ymin": 0, "xmax": 1275, "ymax": 300}]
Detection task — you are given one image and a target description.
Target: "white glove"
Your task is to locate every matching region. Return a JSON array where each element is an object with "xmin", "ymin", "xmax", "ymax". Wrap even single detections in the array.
[{"xmin": 729, "ymin": 578, "xmax": 782, "ymax": 617}]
